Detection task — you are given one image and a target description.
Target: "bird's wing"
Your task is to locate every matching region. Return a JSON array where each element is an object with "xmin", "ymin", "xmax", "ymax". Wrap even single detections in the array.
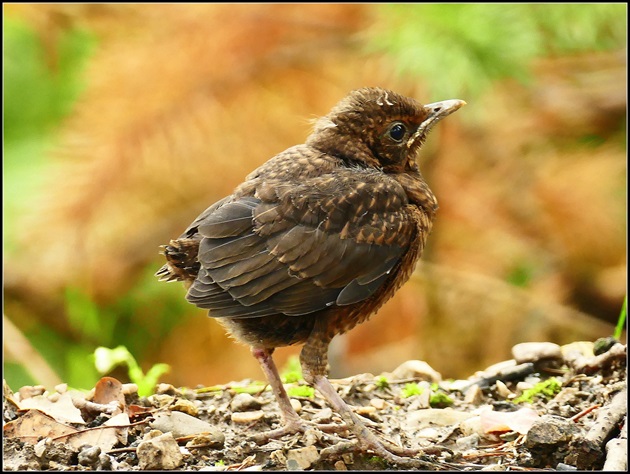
[{"xmin": 186, "ymin": 169, "xmax": 417, "ymax": 318}]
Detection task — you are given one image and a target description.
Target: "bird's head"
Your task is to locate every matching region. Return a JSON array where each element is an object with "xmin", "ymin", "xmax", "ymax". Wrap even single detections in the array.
[{"xmin": 307, "ymin": 87, "xmax": 465, "ymax": 174}]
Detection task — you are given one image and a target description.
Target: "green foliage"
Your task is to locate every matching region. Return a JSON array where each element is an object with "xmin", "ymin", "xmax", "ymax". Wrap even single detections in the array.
[
  {"xmin": 401, "ymin": 382, "xmax": 423, "ymax": 398},
  {"xmin": 3, "ymin": 16, "xmax": 97, "ymax": 142},
  {"xmin": 3, "ymin": 16, "xmax": 97, "ymax": 253},
  {"xmin": 281, "ymin": 355, "xmax": 304, "ymax": 384},
  {"xmin": 94, "ymin": 346, "xmax": 170, "ymax": 397},
  {"xmin": 287, "ymin": 385, "xmax": 315, "ymax": 398},
  {"xmin": 429, "ymin": 390, "xmax": 454, "ymax": 408},
  {"xmin": 401, "ymin": 382, "xmax": 453, "ymax": 407},
  {"xmin": 614, "ymin": 296, "xmax": 627, "ymax": 340},
  {"xmin": 506, "ymin": 263, "xmax": 535, "ymax": 288},
  {"xmin": 231, "ymin": 381, "xmax": 267, "ymax": 394},
  {"xmin": 375, "ymin": 375, "xmax": 390, "ymax": 390},
  {"xmin": 367, "ymin": 4, "xmax": 626, "ymax": 100},
  {"xmin": 513, "ymin": 377, "xmax": 562, "ymax": 404}
]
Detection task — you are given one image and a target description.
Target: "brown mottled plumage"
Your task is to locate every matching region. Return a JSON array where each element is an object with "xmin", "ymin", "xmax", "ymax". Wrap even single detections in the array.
[{"xmin": 157, "ymin": 87, "xmax": 465, "ymax": 465}]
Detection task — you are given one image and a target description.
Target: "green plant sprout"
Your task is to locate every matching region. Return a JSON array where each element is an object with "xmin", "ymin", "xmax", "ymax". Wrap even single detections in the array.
[
  {"xmin": 375, "ymin": 375, "xmax": 390, "ymax": 390},
  {"xmin": 401, "ymin": 382, "xmax": 453, "ymax": 407},
  {"xmin": 401, "ymin": 382, "xmax": 423, "ymax": 398},
  {"xmin": 280, "ymin": 355, "xmax": 304, "ymax": 383},
  {"xmin": 614, "ymin": 296, "xmax": 626, "ymax": 340},
  {"xmin": 513, "ymin": 377, "xmax": 561, "ymax": 404},
  {"xmin": 93, "ymin": 346, "xmax": 170, "ymax": 397},
  {"xmin": 287, "ymin": 385, "xmax": 315, "ymax": 398},
  {"xmin": 231, "ymin": 381, "xmax": 267, "ymax": 394}
]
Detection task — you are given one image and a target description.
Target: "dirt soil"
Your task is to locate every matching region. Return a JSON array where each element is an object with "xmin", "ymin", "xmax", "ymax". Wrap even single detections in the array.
[{"xmin": 3, "ymin": 338, "xmax": 626, "ymax": 471}]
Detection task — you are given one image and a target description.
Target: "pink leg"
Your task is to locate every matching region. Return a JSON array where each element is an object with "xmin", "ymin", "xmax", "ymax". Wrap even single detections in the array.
[{"xmin": 250, "ymin": 347, "xmax": 345, "ymax": 443}]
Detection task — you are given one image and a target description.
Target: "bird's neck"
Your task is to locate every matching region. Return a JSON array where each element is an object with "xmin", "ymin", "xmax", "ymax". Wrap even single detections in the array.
[{"xmin": 393, "ymin": 173, "xmax": 438, "ymax": 217}]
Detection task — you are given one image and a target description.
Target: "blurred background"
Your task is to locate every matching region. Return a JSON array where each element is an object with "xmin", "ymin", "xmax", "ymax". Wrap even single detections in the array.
[{"xmin": 3, "ymin": 4, "xmax": 626, "ymax": 391}]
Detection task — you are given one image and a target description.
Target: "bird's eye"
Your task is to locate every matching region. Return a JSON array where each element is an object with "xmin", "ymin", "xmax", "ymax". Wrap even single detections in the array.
[{"xmin": 388, "ymin": 123, "xmax": 406, "ymax": 142}]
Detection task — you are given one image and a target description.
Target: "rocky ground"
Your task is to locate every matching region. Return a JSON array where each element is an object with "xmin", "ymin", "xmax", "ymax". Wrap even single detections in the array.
[{"xmin": 3, "ymin": 338, "xmax": 626, "ymax": 471}]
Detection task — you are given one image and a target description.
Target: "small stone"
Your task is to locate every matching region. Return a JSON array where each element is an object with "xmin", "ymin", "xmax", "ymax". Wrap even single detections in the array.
[
  {"xmin": 270, "ymin": 449, "xmax": 287, "ymax": 466},
  {"xmin": 495, "ymin": 380, "xmax": 514, "ymax": 398},
  {"xmin": 155, "ymin": 383, "xmax": 184, "ymax": 396},
  {"xmin": 137, "ymin": 431, "xmax": 183, "ymax": 470},
  {"xmin": 525, "ymin": 415, "xmax": 581, "ymax": 448},
  {"xmin": 341, "ymin": 453, "xmax": 354, "ymax": 465},
  {"xmin": 354, "ymin": 406, "xmax": 376, "ymax": 416},
  {"xmin": 311, "ymin": 407, "xmax": 333, "ymax": 424},
  {"xmin": 122, "ymin": 383, "xmax": 138, "ymax": 395},
  {"xmin": 561, "ymin": 341, "xmax": 594, "ymax": 359},
  {"xmin": 477, "ymin": 359, "xmax": 517, "ymax": 378},
  {"xmin": 456, "ymin": 433, "xmax": 480, "ymax": 451},
  {"xmin": 170, "ymin": 398, "xmax": 199, "ymax": 416},
  {"xmin": 290, "ymin": 398, "xmax": 302, "ymax": 413},
  {"xmin": 54, "ymin": 383, "xmax": 68, "ymax": 394},
  {"xmin": 464, "ymin": 385, "xmax": 483, "ymax": 405},
  {"xmin": 512, "ymin": 342, "xmax": 562, "ymax": 364},
  {"xmin": 150, "ymin": 411, "xmax": 225, "ymax": 445},
  {"xmin": 47, "ymin": 392, "xmax": 60, "ymax": 402},
  {"xmin": 78, "ymin": 446, "xmax": 101, "ymax": 467},
  {"xmin": 231, "ymin": 410, "xmax": 265, "ymax": 424},
  {"xmin": 369, "ymin": 398, "xmax": 385, "ymax": 410},
  {"xmin": 18, "ymin": 385, "xmax": 46, "ymax": 400},
  {"xmin": 186, "ymin": 432, "xmax": 226, "ymax": 449},
  {"xmin": 230, "ymin": 393, "xmax": 262, "ymax": 412},
  {"xmin": 334, "ymin": 460, "xmax": 347, "ymax": 470},
  {"xmin": 593, "ymin": 336, "xmax": 617, "ymax": 355},
  {"xmin": 286, "ymin": 445, "xmax": 319, "ymax": 470},
  {"xmin": 392, "ymin": 360, "xmax": 442, "ymax": 382},
  {"xmin": 34, "ymin": 438, "xmax": 50, "ymax": 458}
]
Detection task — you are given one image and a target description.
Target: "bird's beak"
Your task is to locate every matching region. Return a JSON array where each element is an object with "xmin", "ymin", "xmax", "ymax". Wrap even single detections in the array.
[{"xmin": 408, "ymin": 99, "xmax": 466, "ymax": 147}]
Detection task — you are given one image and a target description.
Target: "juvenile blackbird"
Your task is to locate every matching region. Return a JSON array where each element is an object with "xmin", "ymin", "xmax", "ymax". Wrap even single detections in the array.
[{"xmin": 157, "ymin": 87, "xmax": 465, "ymax": 464}]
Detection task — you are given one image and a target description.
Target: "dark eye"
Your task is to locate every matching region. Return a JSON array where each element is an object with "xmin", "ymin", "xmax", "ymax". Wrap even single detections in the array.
[{"xmin": 388, "ymin": 123, "xmax": 406, "ymax": 142}]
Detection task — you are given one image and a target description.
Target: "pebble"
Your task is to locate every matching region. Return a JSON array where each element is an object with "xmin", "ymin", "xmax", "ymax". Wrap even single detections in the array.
[
  {"xmin": 495, "ymin": 380, "xmax": 514, "ymax": 398},
  {"xmin": 512, "ymin": 342, "xmax": 562, "ymax": 363},
  {"xmin": 137, "ymin": 431, "xmax": 183, "ymax": 470},
  {"xmin": 286, "ymin": 445, "xmax": 319, "ymax": 470},
  {"xmin": 369, "ymin": 398, "xmax": 385, "ymax": 410},
  {"xmin": 391, "ymin": 360, "xmax": 442, "ymax": 382},
  {"xmin": 456, "ymin": 433, "xmax": 480, "ymax": 451},
  {"xmin": 561, "ymin": 341, "xmax": 594, "ymax": 359},
  {"xmin": 230, "ymin": 393, "xmax": 262, "ymax": 412},
  {"xmin": 186, "ymin": 432, "xmax": 226, "ymax": 449},
  {"xmin": 464, "ymin": 385, "xmax": 483, "ymax": 405},
  {"xmin": 525, "ymin": 415, "xmax": 581, "ymax": 448},
  {"xmin": 290, "ymin": 398, "xmax": 302, "ymax": 413},
  {"xmin": 121, "ymin": 383, "xmax": 138, "ymax": 395},
  {"xmin": 334, "ymin": 460, "xmax": 347, "ymax": 470},
  {"xmin": 171, "ymin": 398, "xmax": 199, "ymax": 416},
  {"xmin": 78, "ymin": 446, "xmax": 101, "ymax": 467},
  {"xmin": 155, "ymin": 383, "xmax": 185, "ymax": 396},
  {"xmin": 18, "ymin": 385, "xmax": 46, "ymax": 400},
  {"xmin": 150, "ymin": 411, "xmax": 225, "ymax": 446},
  {"xmin": 311, "ymin": 407, "xmax": 333, "ymax": 424},
  {"xmin": 354, "ymin": 406, "xmax": 376, "ymax": 416},
  {"xmin": 231, "ymin": 410, "xmax": 265, "ymax": 424}
]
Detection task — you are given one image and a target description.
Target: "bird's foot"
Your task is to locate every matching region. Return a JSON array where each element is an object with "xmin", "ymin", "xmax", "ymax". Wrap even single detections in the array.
[{"xmin": 249, "ymin": 419, "xmax": 349, "ymax": 444}]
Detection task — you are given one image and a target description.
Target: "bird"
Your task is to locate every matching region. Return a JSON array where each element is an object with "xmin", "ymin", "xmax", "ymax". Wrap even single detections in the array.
[{"xmin": 156, "ymin": 87, "xmax": 465, "ymax": 465}]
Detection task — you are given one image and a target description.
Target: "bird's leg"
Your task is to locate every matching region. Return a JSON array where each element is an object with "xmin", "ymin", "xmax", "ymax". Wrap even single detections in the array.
[
  {"xmin": 300, "ymin": 329, "xmax": 428, "ymax": 467},
  {"xmin": 250, "ymin": 347, "xmax": 305, "ymax": 440},
  {"xmin": 249, "ymin": 347, "xmax": 345, "ymax": 443}
]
